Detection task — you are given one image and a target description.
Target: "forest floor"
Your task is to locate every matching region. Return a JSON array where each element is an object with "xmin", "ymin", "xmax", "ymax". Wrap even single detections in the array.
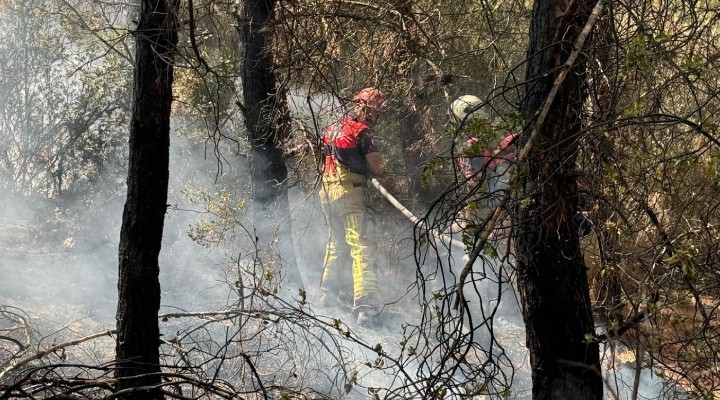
[{"xmin": 1, "ymin": 194, "xmax": 714, "ymax": 399}]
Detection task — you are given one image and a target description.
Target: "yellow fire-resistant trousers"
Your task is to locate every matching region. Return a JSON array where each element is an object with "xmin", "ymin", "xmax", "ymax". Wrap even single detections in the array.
[{"xmin": 319, "ymin": 181, "xmax": 379, "ymax": 309}]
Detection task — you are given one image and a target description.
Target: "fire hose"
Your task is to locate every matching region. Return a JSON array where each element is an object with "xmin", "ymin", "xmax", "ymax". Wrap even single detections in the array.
[{"xmin": 368, "ymin": 178, "xmax": 466, "ymax": 250}]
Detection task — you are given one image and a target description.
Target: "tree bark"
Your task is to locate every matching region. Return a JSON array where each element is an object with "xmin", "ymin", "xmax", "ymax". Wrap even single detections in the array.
[
  {"xmin": 398, "ymin": 104, "xmax": 425, "ymax": 196},
  {"xmin": 516, "ymin": 0, "xmax": 603, "ymax": 398},
  {"xmin": 115, "ymin": 0, "xmax": 178, "ymax": 396},
  {"xmin": 392, "ymin": 0, "xmax": 436, "ymax": 203},
  {"xmin": 238, "ymin": 0, "xmax": 303, "ymax": 290}
]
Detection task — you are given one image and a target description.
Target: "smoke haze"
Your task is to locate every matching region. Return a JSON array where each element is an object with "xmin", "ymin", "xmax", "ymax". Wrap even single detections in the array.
[{"xmin": 0, "ymin": 90, "xmax": 690, "ymax": 400}]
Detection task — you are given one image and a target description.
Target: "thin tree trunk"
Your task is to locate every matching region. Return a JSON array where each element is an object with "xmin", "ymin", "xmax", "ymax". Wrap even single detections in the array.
[
  {"xmin": 398, "ymin": 105, "xmax": 425, "ymax": 195},
  {"xmin": 238, "ymin": 0, "xmax": 303, "ymax": 291},
  {"xmin": 115, "ymin": 0, "xmax": 178, "ymax": 396},
  {"xmin": 515, "ymin": 0, "xmax": 603, "ymax": 398}
]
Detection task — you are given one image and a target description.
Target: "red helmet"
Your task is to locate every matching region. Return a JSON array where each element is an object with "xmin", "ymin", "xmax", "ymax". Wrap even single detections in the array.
[{"xmin": 353, "ymin": 87, "xmax": 386, "ymax": 111}]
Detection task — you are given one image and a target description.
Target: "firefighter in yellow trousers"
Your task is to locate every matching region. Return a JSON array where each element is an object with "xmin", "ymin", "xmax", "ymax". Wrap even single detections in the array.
[{"xmin": 319, "ymin": 87, "xmax": 386, "ymax": 327}]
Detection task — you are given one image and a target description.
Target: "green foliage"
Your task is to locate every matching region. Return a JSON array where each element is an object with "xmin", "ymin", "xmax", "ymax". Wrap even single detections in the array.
[
  {"xmin": 680, "ymin": 54, "xmax": 707, "ymax": 78},
  {"xmin": 174, "ymin": 51, "xmax": 240, "ymax": 118},
  {"xmin": 420, "ymin": 157, "xmax": 445, "ymax": 188},
  {"xmin": 483, "ymin": 245, "xmax": 498, "ymax": 259},
  {"xmin": 184, "ymin": 186, "xmax": 247, "ymax": 247},
  {"xmin": 666, "ymin": 238, "xmax": 699, "ymax": 279},
  {"xmin": 0, "ymin": 0, "xmax": 132, "ymax": 197},
  {"xmin": 457, "ymin": 118, "xmax": 504, "ymax": 154},
  {"xmin": 625, "ymin": 34, "xmax": 652, "ymax": 73}
]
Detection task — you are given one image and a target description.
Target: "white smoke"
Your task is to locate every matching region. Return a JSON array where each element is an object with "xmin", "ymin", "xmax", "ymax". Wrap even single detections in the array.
[{"xmin": 0, "ymin": 87, "xmax": 690, "ymax": 400}]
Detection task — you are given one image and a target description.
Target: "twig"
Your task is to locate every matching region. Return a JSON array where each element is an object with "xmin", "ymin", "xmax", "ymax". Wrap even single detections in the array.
[{"xmin": 0, "ymin": 330, "xmax": 115, "ymax": 380}]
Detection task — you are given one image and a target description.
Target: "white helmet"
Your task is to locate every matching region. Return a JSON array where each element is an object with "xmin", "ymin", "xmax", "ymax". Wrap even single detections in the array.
[{"xmin": 451, "ymin": 95, "xmax": 488, "ymax": 122}]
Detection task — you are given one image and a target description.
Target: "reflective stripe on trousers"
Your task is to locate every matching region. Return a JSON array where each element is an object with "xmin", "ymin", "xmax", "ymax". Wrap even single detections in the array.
[{"xmin": 320, "ymin": 183, "xmax": 379, "ymax": 308}]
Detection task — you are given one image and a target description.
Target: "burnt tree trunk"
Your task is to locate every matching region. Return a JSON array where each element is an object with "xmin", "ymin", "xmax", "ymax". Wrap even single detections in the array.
[
  {"xmin": 515, "ymin": 0, "xmax": 603, "ymax": 398},
  {"xmin": 392, "ymin": 0, "xmax": 436, "ymax": 203},
  {"xmin": 115, "ymin": 0, "xmax": 178, "ymax": 396},
  {"xmin": 238, "ymin": 0, "xmax": 302, "ymax": 290},
  {"xmin": 398, "ymin": 104, "xmax": 425, "ymax": 196}
]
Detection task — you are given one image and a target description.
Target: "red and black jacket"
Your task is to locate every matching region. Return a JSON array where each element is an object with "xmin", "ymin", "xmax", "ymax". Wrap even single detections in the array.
[
  {"xmin": 457, "ymin": 133, "xmax": 517, "ymax": 177},
  {"xmin": 322, "ymin": 116, "xmax": 379, "ymax": 177}
]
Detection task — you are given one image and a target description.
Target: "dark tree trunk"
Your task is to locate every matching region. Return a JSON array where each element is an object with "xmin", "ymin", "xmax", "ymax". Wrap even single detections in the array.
[
  {"xmin": 398, "ymin": 100, "xmax": 437, "ymax": 203},
  {"xmin": 392, "ymin": 0, "xmax": 435, "ymax": 203},
  {"xmin": 115, "ymin": 0, "xmax": 177, "ymax": 396},
  {"xmin": 515, "ymin": 0, "xmax": 603, "ymax": 398},
  {"xmin": 238, "ymin": 0, "xmax": 302, "ymax": 290},
  {"xmin": 398, "ymin": 106, "xmax": 424, "ymax": 194}
]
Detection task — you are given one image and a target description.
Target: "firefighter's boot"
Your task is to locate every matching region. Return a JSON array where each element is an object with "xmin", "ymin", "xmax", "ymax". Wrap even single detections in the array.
[{"xmin": 355, "ymin": 305, "xmax": 374, "ymax": 327}]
